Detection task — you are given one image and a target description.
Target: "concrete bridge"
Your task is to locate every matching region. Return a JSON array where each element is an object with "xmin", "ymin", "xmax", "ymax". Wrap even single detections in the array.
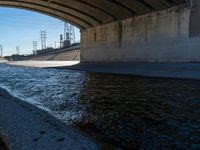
[{"xmin": 1, "ymin": 0, "xmax": 200, "ymax": 63}]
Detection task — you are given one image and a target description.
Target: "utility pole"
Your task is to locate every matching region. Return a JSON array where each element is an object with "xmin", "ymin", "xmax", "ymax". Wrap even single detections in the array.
[
  {"xmin": 0, "ymin": 44, "xmax": 3, "ymax": 57},
  {"xmin": 16, "ymin": 46, "xmax": 20, "ymax": 55},
  {"xmin": 33, "ymin": 41, "xmax": 37, "ymax": 55},
  {"xmin": 40, "ymin": 31, "xmax": 47, "ymax": 50}
]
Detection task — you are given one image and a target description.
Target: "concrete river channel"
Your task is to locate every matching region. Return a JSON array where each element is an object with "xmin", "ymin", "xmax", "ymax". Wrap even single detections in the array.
[{"xmin": 0, "ymin": 63, "xmax": 200, "ymax": 149}]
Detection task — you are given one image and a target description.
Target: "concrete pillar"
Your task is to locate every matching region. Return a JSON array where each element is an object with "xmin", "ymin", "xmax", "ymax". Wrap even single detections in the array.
[
  {"xmin": 80, "ymin": 3, "xmax": 200, "ymax": 63},
  {"xmin": 189, "ymin": 0, "xmax": 200, "ymax": 37}
]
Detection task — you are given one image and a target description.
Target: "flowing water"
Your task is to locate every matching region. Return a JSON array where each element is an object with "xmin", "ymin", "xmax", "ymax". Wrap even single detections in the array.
[{"xmin": 0, "ymin": 63, "xmax": 200, "ymax": 149}]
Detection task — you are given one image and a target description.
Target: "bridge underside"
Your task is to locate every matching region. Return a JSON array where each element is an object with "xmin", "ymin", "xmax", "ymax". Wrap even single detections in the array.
[
  {"xmin": 3, "ymin": 0, "xmax": 200, "ymax": 63},
  {"xmin": 0, "ymin": 0, "xmax": 185, "ymax": 30}
]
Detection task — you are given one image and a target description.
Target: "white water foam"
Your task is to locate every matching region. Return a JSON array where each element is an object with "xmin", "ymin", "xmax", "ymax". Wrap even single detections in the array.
[
  {"xmin": 0, "ymin": 63, "xmax": 86, "ymax": 124},
  {"xmin": 0, "ymin": 84, "xmax": 51, "ymax": 112}
]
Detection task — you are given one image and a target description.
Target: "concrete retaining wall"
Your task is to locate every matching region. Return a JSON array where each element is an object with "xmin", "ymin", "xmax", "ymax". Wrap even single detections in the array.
[
  {"xmin": 31, "ymin": 49, "xmax": 80, "ymax": 61},
  {"xmin": 81, "ymin": 5, "xmax": 200, "ymax": 62}
]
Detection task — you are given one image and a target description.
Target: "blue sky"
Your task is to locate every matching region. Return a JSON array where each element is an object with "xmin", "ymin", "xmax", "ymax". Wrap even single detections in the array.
[{"xmin": 0, "ymin": 8, "xmax": 80, "ymax": 56}]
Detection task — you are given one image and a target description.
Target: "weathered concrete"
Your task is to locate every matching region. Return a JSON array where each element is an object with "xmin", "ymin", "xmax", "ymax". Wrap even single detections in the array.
[
  {"xmin": 189, "ymin": 0, "xmax": 200, "ymax": 37},
  {"xmin": 79, "ymin": 0, "xmax": 200, "ymax": 63},
  {"xmin": 0, "ymin": 88, "xmax": 98, "ymax": 150},
  {"xmin": 60, "ymin": 62, "xmax": 200, "ymax": 80},
  {"xmin": 3, "ymin": 1, "xmax": 200, "ymax": 63},
  {"xmin": 0, "ymin": 0, "xmax": 185, "ymax": 29},
  {"xmin": 5, "ymin": 61, "xmax": 200, "ymax": 80},
  {"xmin": 31, "ymin": 49, "xmax": 80, "ymax": 61},
  {"xmin": 4, "ymin": 61, "xmax": 79, "ymax": 68},
  {"xmin": 81, "ymin": 5, "xmax": 197, "ymax": 62}
]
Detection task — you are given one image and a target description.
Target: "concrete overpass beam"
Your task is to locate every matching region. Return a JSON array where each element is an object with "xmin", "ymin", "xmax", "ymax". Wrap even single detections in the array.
[
  {"xmin": 144, "ymin": 0, "xmax": 172, "ymax": 10},
  {"xmin": 189, "ymin": 0, "xmax": 200, "ymax": 37}
]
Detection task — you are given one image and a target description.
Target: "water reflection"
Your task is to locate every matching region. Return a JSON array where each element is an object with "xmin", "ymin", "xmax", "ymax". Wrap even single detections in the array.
[
  {"xmin": 0, "ymin": 64, "xmax": 86, "ymax": 124},
  {"xmin": 0, "ymin": 64, "xmax": 200, "ymax": 149},
  {"xmin": 76, "ymin": 73, "xmax": 200, "ymax": 149}
]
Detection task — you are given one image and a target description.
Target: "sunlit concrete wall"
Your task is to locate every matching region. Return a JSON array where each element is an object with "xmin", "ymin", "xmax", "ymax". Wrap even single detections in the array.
[{"xmin": 80, "ymin": 5, "xmax": 200, "ymax": 62}]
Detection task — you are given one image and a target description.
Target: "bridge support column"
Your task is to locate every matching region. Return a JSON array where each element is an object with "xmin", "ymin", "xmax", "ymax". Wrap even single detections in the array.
[{"xmin": 80, "ymin": 3, "xmax": 200, "ymax": 63}]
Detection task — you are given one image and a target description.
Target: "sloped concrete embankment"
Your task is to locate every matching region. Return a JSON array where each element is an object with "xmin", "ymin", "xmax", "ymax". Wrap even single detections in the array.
[
  {"xmin": 0, "ymin": 88, "xmax": 98, "ymax": 150},
  {"xmin": 31, "ymin": 49, "xmax": 80, "ymax": 61}
]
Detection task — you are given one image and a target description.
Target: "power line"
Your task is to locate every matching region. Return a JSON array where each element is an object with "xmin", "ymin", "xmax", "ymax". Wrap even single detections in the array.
[
  {"xmin": 0, "ymin": 13, "xmax": 57, "ymax": 22},
  {"xmin": 45, "ymin": 21, "xmax": 63, "ymax": 32},
  {"xmin": 63, "ymin": 23, "xmax": 76, "ymax": 48},
  {"xmin": 40, "ymin": 31, "xmax": 47, "ymax": 50},
  {"xmin": 0, "ymin": 20, "xmax": 64, "ymax": 30},
  {"xmin": 60, "ymin": 34, "xmax": 63, "ymax": 48},
  {"xmin": 0, "ymin": 18, "xmax": 59, "ymax": 25}
]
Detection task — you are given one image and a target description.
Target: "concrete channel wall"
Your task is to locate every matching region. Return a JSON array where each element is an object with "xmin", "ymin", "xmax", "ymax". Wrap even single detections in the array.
[{"xmin": 80, "ymin": 3, "xmax": 200, "ymax": 63}]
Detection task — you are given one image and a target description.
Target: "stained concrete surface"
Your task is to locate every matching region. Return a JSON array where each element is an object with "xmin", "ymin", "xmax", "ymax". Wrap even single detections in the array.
[
  {"xmin": 55, "ymin": 62, "xmax": 200, "ymax": 80},
  {"xmin": 31, "ymin": 49, "xmax": 80, "ymax": 61},
  {"xmin": 5, "ymin": 61, "xmax": 200, "ymax": 80},
  {"xmin": 5, "ymin": 60, "xmax": 79, "ymax": 68},
  {"xmin": 81, "ymin": 6, "xmax": 191, "ymax": 63},
  {"xmin": 0, "ymin": 88, "xmax": 98, "ymax": 150},
  {"xmin": 0, "ymin": 0, "xmax": 185, "ymax": 29}
]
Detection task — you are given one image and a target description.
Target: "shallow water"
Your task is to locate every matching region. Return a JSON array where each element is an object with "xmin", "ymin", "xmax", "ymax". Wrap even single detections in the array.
[{"xmin": 0, "ymin": 63, "xmax": 200, "ymax": 149}]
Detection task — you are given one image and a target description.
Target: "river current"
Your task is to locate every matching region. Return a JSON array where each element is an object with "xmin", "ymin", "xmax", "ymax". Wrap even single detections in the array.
[{"xmin": 0, "ymin": 63, "xmax": 200, "ymax": 149}]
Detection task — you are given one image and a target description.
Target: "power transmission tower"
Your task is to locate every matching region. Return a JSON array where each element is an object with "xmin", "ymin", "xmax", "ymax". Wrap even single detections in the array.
[
  {"xmin": 40, "ymin": 31, "xmax": 47, "ymax": 50},
  {"xmin": 54, "ymin": 41, "xmax": 57, "ymax": 49},
  {"xmin": 0, "ymin": 44, "xmax": 3, "ymax": 57},
  {"xmin": 33, "ymin": 41, "xmax": 37, "ymax": 55},
  {"xmin": 63, "ymin": 23, "xmax": 75, "ymax": 47},
  {"xmin": 16, "ymin": 46, "xmax": 20, "ymax": 55},
  {"xmin": 60, "ymin": 34, "xmax": 63, "ymax": 48}
]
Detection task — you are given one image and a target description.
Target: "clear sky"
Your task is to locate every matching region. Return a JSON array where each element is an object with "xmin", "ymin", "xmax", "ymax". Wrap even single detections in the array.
[{"xmin": 0, "ymin": 8, "xmax": 80, "ymax": 56}]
